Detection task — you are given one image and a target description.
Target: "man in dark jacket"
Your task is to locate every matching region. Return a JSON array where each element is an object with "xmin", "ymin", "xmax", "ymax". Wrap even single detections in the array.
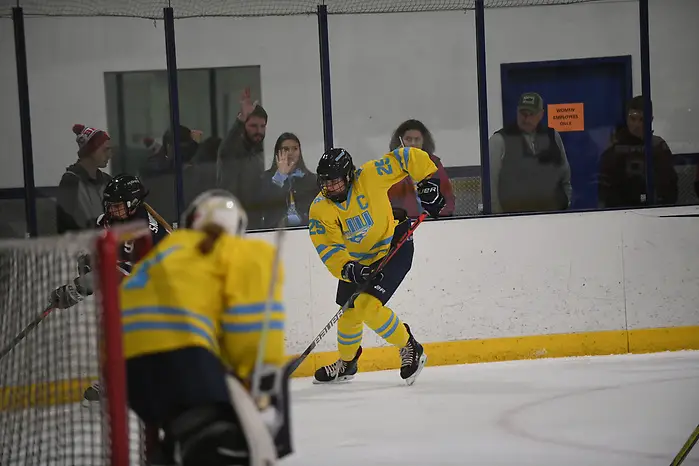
[
  {"xmin": 598, "ymin": 96, "xmax": 677, "ymax": 208},
  {"xmin": 488, "ymin": 92, "xmax": 572, "ymax": 214},
  {"xmin": 217, "ymin": 88, "xmax": 268, "ymax": 229},
  {"xmin": 56, "ymin": 124, "xmax": 113, "ymax": 233}
]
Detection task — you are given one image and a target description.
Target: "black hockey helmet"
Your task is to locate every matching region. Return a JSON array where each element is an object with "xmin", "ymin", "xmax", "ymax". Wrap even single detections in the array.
[
  {"xmin": 317, "ymin": 148, "xmax": 355, "ymax": 203},
  {"xmin": 102, "ymin": 173, "xmax": 148, "ymax": 221}
]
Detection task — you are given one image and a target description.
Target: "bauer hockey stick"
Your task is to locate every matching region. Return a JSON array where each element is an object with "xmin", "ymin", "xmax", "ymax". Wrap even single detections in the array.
[{"xmin": 286, "ymin": 211, "xmax": 429, "ymax": 377}]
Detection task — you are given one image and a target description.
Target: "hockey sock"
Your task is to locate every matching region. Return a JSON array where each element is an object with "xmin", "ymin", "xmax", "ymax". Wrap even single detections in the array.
[
  {"xmin": 356, "ymin": 294, "xmax": 409, "ymax": 348},
  {"xmin": 337, "ymin": 306, "xmax": 364, "ymax": 361}
]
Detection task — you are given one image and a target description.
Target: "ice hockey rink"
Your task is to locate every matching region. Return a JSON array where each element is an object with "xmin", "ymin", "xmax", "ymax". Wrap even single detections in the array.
[{"xmin": 284, "ymin": 351, "xmax": 699, "ymax": 466}]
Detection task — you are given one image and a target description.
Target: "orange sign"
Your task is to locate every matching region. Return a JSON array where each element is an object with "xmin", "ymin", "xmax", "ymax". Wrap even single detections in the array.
[{"xmin": 548, "ymin": 103, "xmax": 584, "ymax": 132}]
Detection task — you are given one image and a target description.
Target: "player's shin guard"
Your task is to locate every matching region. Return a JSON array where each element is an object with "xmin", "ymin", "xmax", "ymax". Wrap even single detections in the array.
[
  {"xmin": 336, "ymin": 307, "xmax": 364, "ymax": 361},
  {"xmin": 358, "ymin": 294, "xmax": 409, "ymax": 348}
]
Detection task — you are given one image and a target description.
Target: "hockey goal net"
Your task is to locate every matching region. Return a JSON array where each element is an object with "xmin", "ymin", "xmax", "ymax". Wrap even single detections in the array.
[{"xmin": 0, "ymin": 221, "xmax": 153, "ymax": 466}]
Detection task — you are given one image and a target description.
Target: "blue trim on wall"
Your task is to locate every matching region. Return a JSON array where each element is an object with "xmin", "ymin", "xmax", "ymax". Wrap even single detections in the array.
[{"xmin": 499, "ymin": 55, "xmax": 634, "ymax": 127}]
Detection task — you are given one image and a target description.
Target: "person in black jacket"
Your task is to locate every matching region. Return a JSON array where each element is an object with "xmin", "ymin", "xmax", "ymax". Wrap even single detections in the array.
[{"xmin": 259, "ymin": 133, "xmax": 318, "ymax": 229}]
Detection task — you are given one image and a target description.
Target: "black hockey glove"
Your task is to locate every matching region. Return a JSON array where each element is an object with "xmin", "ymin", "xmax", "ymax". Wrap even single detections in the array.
[
  {"xmin": 341, "ymin": 261, "xmax": 383, "ymax": 285},
  {"xmin": 417, "ymin": 177, "xmax": 446, "ymax": 219}
]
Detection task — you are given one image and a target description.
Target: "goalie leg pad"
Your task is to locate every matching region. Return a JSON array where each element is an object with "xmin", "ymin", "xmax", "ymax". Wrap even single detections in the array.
[
  {"xmin": 167, "ymin": 404, "xmax": 251, "ymax": 466},
  {"xmin": 226, "ymin": 375, "xmax": 279, "ymax": 466}
]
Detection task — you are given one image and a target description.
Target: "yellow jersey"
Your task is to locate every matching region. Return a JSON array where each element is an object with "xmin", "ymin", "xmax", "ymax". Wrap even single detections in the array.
[
  {"xmin": 308, "ymin": 147, "xmax": 437, "ymax": 280},
  {"xmin": 119, "ymin": 229, "xmax": 285, "ymax": 381}
]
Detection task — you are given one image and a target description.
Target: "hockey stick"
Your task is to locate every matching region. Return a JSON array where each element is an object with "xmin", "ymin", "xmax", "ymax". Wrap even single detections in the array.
[
  {"xmin": 0, "ymin": 266, "xmax": 131, "ymax": 362},
  {"xmin": 669, "ymin": 423, "xmax": 699, "ymax": 466},
  {"xmin": 251, "ymin": 219, "xmax": 287, "ymax": 399},
  {"xmin": 144, "ymin": 202, "xmax": 173, "ymax": 233},
  {"xmin": 0, "ymin": 304, "xmax": 54, "ymax": 361},
  {"xmin": 286, "ymin": 211, "xmax": 429, "ymax": 377}
]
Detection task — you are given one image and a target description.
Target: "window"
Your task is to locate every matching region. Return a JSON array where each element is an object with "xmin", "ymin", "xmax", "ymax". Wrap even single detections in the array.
[{"xmin": 104, "ymin": 66, "xmax": 261, "ymax": 175}]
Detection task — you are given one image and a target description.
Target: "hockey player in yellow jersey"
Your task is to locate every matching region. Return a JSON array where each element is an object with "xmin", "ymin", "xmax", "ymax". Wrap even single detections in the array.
[
  {"xmin": 119, "ymin": 189, "xmax": 291, "ymax": 466},
  {"xmin": 309, "ymin": 147, "xmax": 446, "ymax": 385}
]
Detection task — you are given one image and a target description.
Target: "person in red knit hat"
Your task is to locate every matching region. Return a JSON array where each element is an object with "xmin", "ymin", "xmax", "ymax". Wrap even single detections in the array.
[
  {"xmin": 387, "ymin": 119, "xmax": 455, "ymax": 217},
  {"xmin": 56, "ymin": 124, "xmax": 113, "ymax": 233}
]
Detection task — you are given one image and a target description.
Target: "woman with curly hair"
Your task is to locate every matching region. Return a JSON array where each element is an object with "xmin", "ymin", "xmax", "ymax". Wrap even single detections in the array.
[{"xmin": 387, "ymin": 119, "xmax": 455, "ymax": 217}]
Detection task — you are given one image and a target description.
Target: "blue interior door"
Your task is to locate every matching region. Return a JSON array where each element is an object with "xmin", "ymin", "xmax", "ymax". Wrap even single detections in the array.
[{"xmin": 500, "ymin": 57, "xmax": 632, "ymax": 209}]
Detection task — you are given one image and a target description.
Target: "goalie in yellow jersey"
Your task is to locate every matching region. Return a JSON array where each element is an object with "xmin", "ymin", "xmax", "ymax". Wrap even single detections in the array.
[
  {"xmin": 309, "ymin": 147, "xmax": 446, "ymax": 385},
  {"xmin": 119, "ymin": 189, "xmax": 291, "ymax": 466}
]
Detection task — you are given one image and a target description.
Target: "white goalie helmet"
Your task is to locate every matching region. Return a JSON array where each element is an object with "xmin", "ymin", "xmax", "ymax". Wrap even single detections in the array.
[{"xmin": 181, "ymin": 189, "xmax": 248, "ymax": 236}]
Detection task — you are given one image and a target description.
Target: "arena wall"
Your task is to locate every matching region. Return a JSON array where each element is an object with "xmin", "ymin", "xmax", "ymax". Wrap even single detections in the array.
[
  {"xmin": 0, "ymin": 0, "xmax": 698, "ymax": 189},
  {"xmin": 0, "ymin": 205, "xmax": 697, "ymax": 409},
  {"xmin": 248, "ymin": 205, "xmax": 699, "ymax": 378}
]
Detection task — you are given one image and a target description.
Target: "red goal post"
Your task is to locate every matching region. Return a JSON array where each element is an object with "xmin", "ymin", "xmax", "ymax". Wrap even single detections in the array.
[{"xmin": 0, "ymin": 220, "xmax": 154, "ymax": 466}]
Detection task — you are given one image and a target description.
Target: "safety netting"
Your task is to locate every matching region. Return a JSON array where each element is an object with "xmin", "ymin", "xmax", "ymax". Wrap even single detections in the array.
[{"xmin": 0, "ymin": 0, "xmax": 607, "ymax": 19}]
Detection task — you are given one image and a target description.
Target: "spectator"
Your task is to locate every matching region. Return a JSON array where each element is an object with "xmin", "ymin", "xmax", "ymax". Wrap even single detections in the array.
[
  {"xmin": 387, "ymin": 119, "xmax": 455, "ymax": 217},
  {"xmin": 259, "ymin": 133, "xmax": 318, "ymax": 229},
  {"xmin": 141, "ymin": 125, "xmax": 201, "ymax": 176},
  {"xmin": 192, "ymin": 136, "xmax": 222, "ymax": 164},
  {"xmin": 56, "ymin": 124, "xmax": 113, "ymax": 233},
  {"xmin": 217, "ymin": 88, "xmax": 268, "ymax": 228},
  {"xmin": 489, "ymin": 92, "xmax": 572, "ymax": 214},
  {"xmin": 598, "ymin": 96, "xmax": 677, "ymax": 208}
]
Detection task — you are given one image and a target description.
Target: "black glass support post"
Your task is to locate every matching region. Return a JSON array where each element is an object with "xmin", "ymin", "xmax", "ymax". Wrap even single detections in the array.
[
  {"xmin": 317, "ymin": 4, "xmax": 334, "ymax": 151},
  {"xmin": 13, "ymin": 7, "xmax": 38, "ymax": 237},
  {"xmin": 164, "ymin": 6, "xmax": 185, "ymax": 221},
  {"xmin": 475, "ymin": 0, "xmax": 491, "ymax": 215},
  {"xmin": 639, "ymin": 0, "xmax": 655, "ymax": 205}
]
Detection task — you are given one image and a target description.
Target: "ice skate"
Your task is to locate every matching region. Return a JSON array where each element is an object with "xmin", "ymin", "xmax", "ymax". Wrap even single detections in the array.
[
  {"xmin": 313, "ymin": 346, "xmax": 362, "ymax": 384},
  {"xmin": 81, "ymin": 381, "xmax": 101, "ymax": 407},
  {"xmin": 399, "ymin": 323, "xmax": 427, "ymax": 386}
]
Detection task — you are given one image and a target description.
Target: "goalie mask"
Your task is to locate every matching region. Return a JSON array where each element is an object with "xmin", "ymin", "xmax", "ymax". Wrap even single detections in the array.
[
  {"xmin": 102, "ymin": 174, "xmax": 148, "ymax": 222},
  {"xmin": 181, "ymin": 189, "xmax": 248, "ymax": 237},
  {"xmin": 317, "ymin": 148, "xmax": 355, "ymax": 203}
]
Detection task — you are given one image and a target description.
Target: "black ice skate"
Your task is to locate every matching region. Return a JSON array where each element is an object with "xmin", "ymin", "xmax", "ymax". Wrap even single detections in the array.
[
  {"xmin": 81, "ymin": 382, "xmax": 101, "ymax": 407},
  {"xmin": 399, "ymin": 323, "xmax": 427, "ymax": 386},
  {"xmin": 313, "ymin": 346, "xmax": 362, "ymax": 384}
]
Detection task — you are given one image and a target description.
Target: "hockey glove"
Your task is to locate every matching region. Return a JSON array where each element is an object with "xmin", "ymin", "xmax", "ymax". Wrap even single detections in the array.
[
  {"xmin": 49, "ymin": 254, "xmax": 95, "ymax": 310},
  {"xmin": 341, "ymin": 261, "xmax": 383, "ymax": 285},
  {"xmin": 49, "ymin": 277, "xmax": 92, "ymax": 310},
  {"xmin": 417, "ymin": 177, "xmax": 446, "ymax": 219}
]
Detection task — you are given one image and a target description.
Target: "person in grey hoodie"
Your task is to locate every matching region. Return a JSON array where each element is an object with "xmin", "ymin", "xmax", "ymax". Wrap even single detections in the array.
[
  {"xmin": 216, "ymin": 87, "xmax": 268, "ymax": 229},
  {"xmin": 56, "ymin": 124, "xmax": 113, "ymax": 233}
]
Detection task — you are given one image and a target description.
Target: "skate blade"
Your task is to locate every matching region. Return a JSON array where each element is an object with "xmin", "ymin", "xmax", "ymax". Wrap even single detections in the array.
[
  {"xmin": 312, "ymin": 374, "xmax": 355, "ymax": 385},
  {"xmin": 405, "ymin": 353, "xmax": 427, "ymax": 386},
  {"xmin": 80, "ymin": 398, "xmax": 100, "ymax": 409}
]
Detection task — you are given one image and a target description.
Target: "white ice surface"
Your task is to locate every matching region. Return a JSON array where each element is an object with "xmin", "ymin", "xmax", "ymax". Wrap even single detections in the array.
[{"xmin": 283, "ymin": 351, "xmax": 699, "ymax": 466}]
